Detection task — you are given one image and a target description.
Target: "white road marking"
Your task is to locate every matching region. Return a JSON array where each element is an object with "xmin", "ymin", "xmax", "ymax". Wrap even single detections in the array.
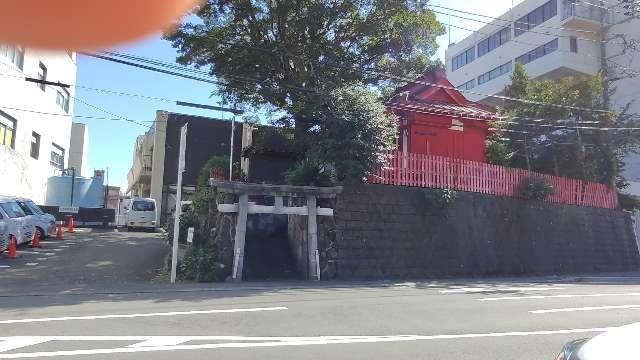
[
  {"xmin": 0, "ymin": 338, "xmax": 49, "ymax": 353},
  {"xmin": 25, "ymin": 263, "xmax": 38, "ymax": 266},
  {"xmin": 0, "ymin": 327, "xmax": 613, "ymax": 358},
  {"xmin": 480, "ymin": 292, "xmax": 640, "ymax": 301},
  {"xmin": 440, "ymin": 286, "xmax": 564, "ymax": 294},
  {"xmin": 0, "ymin": 266, "xmax": 10, "ymax": 269},
  {"xmin": 0, "ymin": 307, "xmax": 288, "ymax": 324},
  {"xmin": 35, "ymin": 258, "xmax": 47, "ymax": 261},
  {"xmin": 531, "ymin": 304, "xmax": 640, "ymax": 314},
  {"xmin": 127, "ymin": 338, "xmax": 191, "ymax": 348}
]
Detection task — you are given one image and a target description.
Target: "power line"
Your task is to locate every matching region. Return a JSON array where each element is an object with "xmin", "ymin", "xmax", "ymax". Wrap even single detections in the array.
[
  {"xmin": 429, "ymin": 8, "xmax": 608, "ymax": 44},
  {"xmin": 386, "ymin": 103, "xmax": 640, "ymax": 131},
  {"xmin": 81, "ymin": 52, "xmax": 228, "ymax": 87},
  {"xmin": 443, "ymin": 21, "xmax": 640, "ymax": 78},
  {"xmin": 160, "ymin": 40, "xmax": 620, "ymax": 114},
  {"xmin": 0, "ymin": 104, "xmax": 151, "ymax": 125},
  {"xmin": 72, "ymin": 95, "xmax": 147, "ymax": 127},
  {"xmin": 99, "ymin": 50, "xmax": 318, "ymax": 94},
  {"xmin": 428, "ymin": 3, "xmax": 601, "ymax": 36},
  {"xmin": 5, "ymin": 45, "xmax": 634, "ymax": 121}
]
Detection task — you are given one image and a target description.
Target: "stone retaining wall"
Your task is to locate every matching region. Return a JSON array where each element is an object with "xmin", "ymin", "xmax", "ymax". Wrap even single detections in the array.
[{"xmin": 293, "ymin": 184, "xmax": 640, "ymax": 279}]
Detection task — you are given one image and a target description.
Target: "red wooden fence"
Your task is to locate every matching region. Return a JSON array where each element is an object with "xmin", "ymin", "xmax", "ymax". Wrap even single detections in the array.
[{"xmin": 368, "ymin": 151, "xmax": 618, "ymax": 209}]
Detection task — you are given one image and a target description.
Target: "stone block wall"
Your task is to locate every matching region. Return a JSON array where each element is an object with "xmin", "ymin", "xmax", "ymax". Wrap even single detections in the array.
[{"xmin": 312, "ymin": 184, "xmax": 639, "ymax": 279}]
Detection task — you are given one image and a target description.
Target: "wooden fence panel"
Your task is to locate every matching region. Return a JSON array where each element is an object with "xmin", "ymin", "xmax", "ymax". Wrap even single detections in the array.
[{"xmin": 369, "ymin": 151, "xmax": 618, "ymax": 209}]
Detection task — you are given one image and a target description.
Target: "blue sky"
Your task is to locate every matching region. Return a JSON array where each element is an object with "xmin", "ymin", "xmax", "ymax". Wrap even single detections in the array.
[{"xmin": 75, "ymin": 0, "xmax": 522, "ymax": 190}]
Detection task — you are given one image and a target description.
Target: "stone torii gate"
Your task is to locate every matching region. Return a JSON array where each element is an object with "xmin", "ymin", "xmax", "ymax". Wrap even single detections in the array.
[{"xmin": 211, "ymin": 180, "xmax": 342, "ymax": 281}]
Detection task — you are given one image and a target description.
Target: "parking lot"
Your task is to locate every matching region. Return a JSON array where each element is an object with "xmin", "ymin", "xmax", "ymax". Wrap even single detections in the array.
[{"xmin": 0, "ymin": 228, "xmax": 167, "ymax": 294}]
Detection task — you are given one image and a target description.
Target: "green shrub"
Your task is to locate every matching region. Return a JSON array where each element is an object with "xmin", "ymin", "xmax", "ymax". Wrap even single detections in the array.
[
  {"xmin": 196, "ymin": 155, "xmax": 244, "ymax": 187},
  {"xmin": 518, "ymin": 176, "xmax": 554, "ymax": 201},
  {"xmin": 619, "ymin": 193, "xmax": 640, "ymax": 211},
  {"xmin": 422, "ymin": 188, "xmax": 457, "ymax": 210},
  {"xmin": 179, "ymin": 245, "xmax": 223, "ymax": 282},
  {"xmin": 485, "ymin": 138, "xmax": 512, "ymax": 166},
  {"xmin": 285, "ymin": 159, "xmax": 335, "ymax": 186}
]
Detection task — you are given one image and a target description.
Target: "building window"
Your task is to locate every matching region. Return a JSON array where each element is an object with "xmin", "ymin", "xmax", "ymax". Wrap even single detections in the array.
[
  {"xmin": 478, "ymin": 27, "xmax": 511, "ymax": 57},
  {"xmin": 30, "ymin": 132, "xmax": 40, "ymax": 159},
  {"xmin": 56, "ymin": 89, "xmax": 70, "ymax": 113},
  {"xmin": 37, "ymin": 62, "xmax": 47, "ymax": 91},
  {"xmin": 515, "ymin": 0, "xmax": 557, "ymax": 36},
  {"xmin": 50, "ymin": 143, "xmax": 65, "ymax": 170},
  {"xmin": 478, "ymin": 61, "xmax": 513, "ymax": 85},
  {"xmin": 0, "ymin": 45, "xmax": 25, "ymax": 70},
  {"xmin": 0, "ymin": 111, "xmax": 16, "ymax": 149},
  {"xmin": 516, "ymin": 38, "xmax": 559, "ymax": 65},
  {"xmin": 570, "ymin": 36, "xmax": 578, "ymax": 53},
  {"xmin": 452, "ymin": 46, "xmax": 476, "ymax": 71},
  {"xmin": 457, "ymin": 79, "xmax": 476, "ymax": 91}
]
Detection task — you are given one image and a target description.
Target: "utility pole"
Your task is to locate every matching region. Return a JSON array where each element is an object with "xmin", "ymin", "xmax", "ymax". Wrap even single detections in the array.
[
  {"xmin": 599, "ymin": 0, "xmax": 617, "ymax": 187},
  {"xmin": 170, "ymin": 124, "xmax": 188, "ymax": 284},
  {"xmin": 64, "ymin": 167, "xmax": 76, "ymax": 206}
]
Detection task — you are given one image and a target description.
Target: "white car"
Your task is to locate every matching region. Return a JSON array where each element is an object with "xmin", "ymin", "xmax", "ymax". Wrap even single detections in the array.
[
  {"xmin": 556, "ymin": 322, "xmax": 640, "ymax": 359},
  {"xmin": 16, "ymin": 198, "xmax": 56, "ymax": 238},
  {"xmin": 0, "ymin": 198, "xmax": 35, "ymax": 246},
  {"xmin": 124, "ymin": 197, "xmax": 157, "ymax": 231}
]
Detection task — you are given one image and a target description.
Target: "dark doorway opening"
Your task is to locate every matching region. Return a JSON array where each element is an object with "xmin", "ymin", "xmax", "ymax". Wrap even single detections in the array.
[{"xmin": 243, "ymin": 214, "xmax": 298, "ymax": 280}]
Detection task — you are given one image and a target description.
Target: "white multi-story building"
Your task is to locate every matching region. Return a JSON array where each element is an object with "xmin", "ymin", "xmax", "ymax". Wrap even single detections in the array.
[
  {"xmin": 445, "ymin": 0, "xmax": 640, "ymax": 193},
  {"xmin": 0, "ymin": 46, "xmax": 78, "ymax": 203}
]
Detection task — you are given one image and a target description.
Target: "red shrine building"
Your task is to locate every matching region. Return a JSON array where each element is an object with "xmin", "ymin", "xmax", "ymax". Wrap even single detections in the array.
[{"xmin": 387, "ymin": 68, "xmax": 496, "ymax": 163}]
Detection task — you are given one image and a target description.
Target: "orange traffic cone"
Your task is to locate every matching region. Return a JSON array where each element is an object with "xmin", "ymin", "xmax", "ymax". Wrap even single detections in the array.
[
  {"xmin": 67, "ymin": 216, "xmax": 74, "ymax": 233},
  {"xmin": 6, "ymin": 235, "xmax": 17, "ymax": 259},
  {"xmin": 56, "ymin": 222, "xmax": 63, "ymax": 240},
  {"xmin": 30, "ymin": 230, "xmax": 41, "ymax": 248}
]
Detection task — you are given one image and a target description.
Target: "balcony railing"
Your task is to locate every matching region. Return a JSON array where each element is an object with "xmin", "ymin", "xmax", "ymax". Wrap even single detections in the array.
[{"xmin": 562, "ymin": 1, "xmax": 603, "ymax": 22}]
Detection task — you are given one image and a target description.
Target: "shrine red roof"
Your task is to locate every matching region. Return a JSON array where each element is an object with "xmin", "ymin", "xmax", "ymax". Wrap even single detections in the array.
[
  {"xmin": 387, "ymin": 67, "xmax": 497, "ymax": 121},
  {"xmin": 386, "ymin": 99, "xmax": 496, "ymax": 121}
]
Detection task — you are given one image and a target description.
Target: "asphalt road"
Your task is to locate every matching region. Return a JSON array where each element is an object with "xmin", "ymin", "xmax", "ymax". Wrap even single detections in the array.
[{"xmin": 1, "ymin": 230, "xmax": 640, "ymax": 359}]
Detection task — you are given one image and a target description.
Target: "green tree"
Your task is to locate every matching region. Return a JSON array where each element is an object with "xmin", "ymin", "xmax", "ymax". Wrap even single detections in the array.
[
  {"xmin": 306, "ymin": 84, "xmax": 398, "ymax": 181},
  {"xmin": 165, "ymin": 1, "xmax": 444, "ymax": 184},
  {"xmin": 494, "ymin": 62, "xmax": 640, "ymax": 188}
]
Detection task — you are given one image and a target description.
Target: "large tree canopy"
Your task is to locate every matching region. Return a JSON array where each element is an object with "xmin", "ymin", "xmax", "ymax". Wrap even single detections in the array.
[
  {"xmin": 165, "ymin": 0, "xmax": 444, "ymax": 116},
  {"xmin": 166, "ymin": 0, "xmax": 445, "ymax": 183}
]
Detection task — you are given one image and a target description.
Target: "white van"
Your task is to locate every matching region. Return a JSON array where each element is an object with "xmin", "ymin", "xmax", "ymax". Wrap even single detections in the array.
[
  {"xmin": 16, "ymin": 198, "xmax": 56, "ymax": 238},
  {"xmin": 0, "ymin": 198, "xmax": 35, "ymax": 246},
  {"xmin": 124, "ymin": 197, "xmax": 157, "ymax": 231}
]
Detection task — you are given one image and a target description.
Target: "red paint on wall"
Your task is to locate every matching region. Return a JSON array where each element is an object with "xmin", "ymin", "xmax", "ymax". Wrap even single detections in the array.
[{"xmin": 387, "ymin": 68, "xmax": 496, "ymax": 162}]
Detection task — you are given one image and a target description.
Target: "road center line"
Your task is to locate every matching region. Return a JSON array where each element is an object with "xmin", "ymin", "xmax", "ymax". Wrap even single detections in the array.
[
  {"xmin": 531, "ymin": 304, "xmax": 640, "ymax": 314},
  {"xmin": 0, "ymin": 307, "xmax": 288, "ymax": 324},
  {"xmin": 479, "ymin": 292, "xmax": 640, "ymax": 301},
  {"xmin": 0, "ymin": 327, "xmax": 614, "ymax": 358}
]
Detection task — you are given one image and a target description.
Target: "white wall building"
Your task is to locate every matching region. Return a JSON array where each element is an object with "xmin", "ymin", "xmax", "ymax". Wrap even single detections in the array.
[
  {"xmin": 445, "ymin": 0, "xmax": 640, "ymax": 193},
  {"xmin": 69, "ymin": 122, "xmax": 89, "ymax": 177},
  {"xmin": 0, "ymin": 46, "xmax": 77, "ymax": 203}
]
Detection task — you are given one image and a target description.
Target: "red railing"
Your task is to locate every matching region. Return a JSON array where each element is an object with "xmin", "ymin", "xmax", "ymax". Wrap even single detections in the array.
[
  {"xmin": 369, "ymin": 151, "xmax": 618, "ymax": 209},
  {"xmin": 210, "ymin": 168, "xmax": 227, "ymax": 181}
]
